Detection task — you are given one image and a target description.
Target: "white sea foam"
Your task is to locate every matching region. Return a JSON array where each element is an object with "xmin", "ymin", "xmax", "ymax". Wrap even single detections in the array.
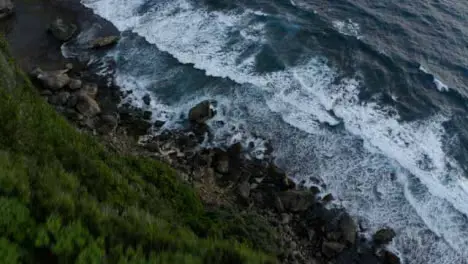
[
  {"xmin": 81, "ymin": 0, "xmax": 468, "ymax": 262},
  {"xmin": 332, "ymin": 19, "xmax": 362, "ymax": 39},
  {"xmin": 419, "ymin": 65, "xmax": 450, "ymax": 92}
]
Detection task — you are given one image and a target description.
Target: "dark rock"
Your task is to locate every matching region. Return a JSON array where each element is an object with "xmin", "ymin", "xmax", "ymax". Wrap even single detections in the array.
[
  {"xmin": 154, "ymin": 120, "xmax": 165, "ymax": 128},
  {"xmin": 278, "ymin": 191, "xmax": 314, "ymax": 212},
  {"xmin": 69, "ymin": 78, "xmax": 82, "ymax": 90},
  {"xmin": 188, "ymin": 100, "xmax": 215, "ymax": 123},
  {"xmin": 66, "ymin": 94, "xmax": 78, "ymax": 108},
  {"xmin": 142, "ymin": 94, "xmax": 151, "ymax": 106},
  {"xmin": 81, "ymin": 83, "xmax": 98, "ymax": 98},
  {"xmin": 322, "ymin": 193, "xmax": 334, "ymax": 203},
  {"xmin": 382, "ymin": 250, "xmax": 401, "ymax": 264},
  {"xmin": 321, "ymin": 241, "xmax": 346, "ymax": 258},
  {"xmin": 90, "ymin": 35, "xmax": 120, "ymax": 49},
  {"xmin": 34, "ymin": 68, "xmax": 71, "ymax": 90},
  {"xmin": 309, "ymin": 186, "xmax": 321, "ymax": 195},
  {"xmin": 373, "ymin": 228, "xmax": 396, "ymax": 245},
  {"xmin": 281, "ymin": 213, "xmax": 291, "ymax": 224},
  {"xmin": 143, "ymin": 111, "xmax": 152, "ymax": 120},
  {"xmin": 97, "ymin": 114, "xmax": 118, "ymax": 135},
  {"xmin": 214, "ymin": 152, "xmax": 229, "ymax": 174},
  {"xmin": 76, "ymin": 94, "xmax": 101, "ymax": 117},
  {"xmin": 0, "ymin": 0, "xmax": 14, "ymax": 19},
  {"xmin": 48, "ymin": 18, "xmax": 77, "ymax": 42},
  {"xmin": 48, "ymin": 92, "xmax": 70, "ymax": 106},
  {"xmin": 274, "ymin": 195, "xmax": 284, "ymax": 212},
  {"xmin": 237, "ymin": 181, "xmax": 250, "ymax": 200},
  {"xmin": 339, "ymin": 213, "xmax": 357, "ymax": 245}
]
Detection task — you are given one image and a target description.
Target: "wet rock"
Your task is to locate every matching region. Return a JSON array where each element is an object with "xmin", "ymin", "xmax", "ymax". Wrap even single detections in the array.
[
  {"xmin": 278, "ymin": 191, "xmax": 314, "ymax": 212},
  {"xmin": 0, "ymin": 0, "xmax": 14, "ymax": 19},
  {"xmin": 65, "ymin": 63, "xmax": 74, "ymax": 70},
  {"xmin": 48, "ymin": 18, "xmax": 77, "ymax": 42},
  {"xmin": 339, "ymin": 213, "xmax": 357, "ymax": 245},
  {"xmin": 142, "ymin": 94, "xmax": 151, "ymax": 106},
  {"xmin": 322, "ymin": 193, "xmax": 334, "ymax": 203},
  {"xmin": 321, "ymin": 241, "xmax": 346, "ymax": 258},
  {"xmin": 69, "ymin": 78, "xmax": 82, "ymax": 90},
  {"xmin": 154, "ymin": 120, "xmax": 165, "ymax": 129},
  {"xmin": 81, "ymin": 83, "xmax": 98, "ymax": 98},
  {"xmin": 309, "ymin": 186, "xmax": 321, "ymax": 195},
  {"xmin": 143, "ymin": 111, "xmax": 152, "ymax": 120},
  {"xmin": 189, "ymin": 100, "xmax": 215, "ymax": 123},
  {"xmin": 33, "ymin": 68, "xmax": 71, "ymax": 90},
  {"xmin": 90, "ymin": 35, "xmax": 120, "ymax": 49},
  {"xmin": 97, "ymin": 114, "xmax": 118, "ymax": 135},
  {"xmin": 373, "ymin": 228, "xmax": 396, "ymax": 245},
  {"xmin": 381, "ymin": 250, "xmax": 401, "ymax": 264},
  {"xmin": 76, "ymin": 94, "xmax": 101, "ymax": 117}
]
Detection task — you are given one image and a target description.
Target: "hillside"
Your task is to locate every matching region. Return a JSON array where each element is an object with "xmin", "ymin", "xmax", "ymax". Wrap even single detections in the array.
[{"xmin": 0, "ymin": 37, "xmax": 275, "ymax": 264}]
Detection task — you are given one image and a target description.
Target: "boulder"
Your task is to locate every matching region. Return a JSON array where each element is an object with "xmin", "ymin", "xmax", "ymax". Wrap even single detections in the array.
[
  {"xmin": 66, "ymin": 94, "xmax": 78, "ymax": 108},
  {"xmin": 142, "ymin": 94, "xmax": 151, "ymax": 106},
  {"xmin": 48, "ymin": 18, "xmax": 77, "ymax": 42},
  {"xmin": 339, "ymin": 213, "xmax": 357, "ymax": 245},
  {"xmin": 237, "ymin": 181, "xmax": 250, "ymax": 200},
  {"xmin": 76, "ymin": 94, "xmax": 101, "ymax": 117},
  {"xmin": 34, "ymin": 69, "xmax": 71, "ymax": 90},
  {"xmin": 188, "ymin": 100, "xmax": 215, "ymax": 123},
  {"xmin": 90, "ymin": 35, "xmax": 120, "ymax": 49},
  {"xmin": 0, "ymin": 0, "xmax": 14, "ymax": 19},
  {"xmin": 69, "ymin": 78, "xmax": 82, "ymax": 90},
  {"xmin": 97, "ymin": 114, "xmax": 118, "ymax": 135},
  {"xmin": 321, "ymin": 241, "xmax": 346, "ymax": 258},
  {"xmin": 81, "ymin": 83, "xmax": 98, "ymax": 98},
  {"xmin": 278, "ymin": 191, "xmax": 314, "ymax": 212},
  {"xmin": 382, "ymin": 250, "xmax": 401, "ymax": 264},
  {"xmin": 48, "ymin": 91, "xmax": 70, "ymax": 106},
  {"xmin": 373, "ymin": 228, "xmax": 396, "ymax": 245},
  {"xmin": 322, "ymin": 193, "xmax": 334, "ymax": 203}
]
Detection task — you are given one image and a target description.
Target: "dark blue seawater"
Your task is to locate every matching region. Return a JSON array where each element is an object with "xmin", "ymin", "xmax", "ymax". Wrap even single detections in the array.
[{"xmin": 66, "ymin": 0, "xmax": 468, "ymax": 263}]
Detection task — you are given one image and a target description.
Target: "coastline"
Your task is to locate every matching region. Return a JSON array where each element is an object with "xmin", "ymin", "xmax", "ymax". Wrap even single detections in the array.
[{"xmin": 0, "ymin": 1, "xmax": 400, "ymax": 263}]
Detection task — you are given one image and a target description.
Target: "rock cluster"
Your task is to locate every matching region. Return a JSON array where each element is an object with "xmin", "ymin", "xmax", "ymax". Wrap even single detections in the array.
[{"xmin": 137, "ymin": 100, "xmax": 401, "ymax": 264}]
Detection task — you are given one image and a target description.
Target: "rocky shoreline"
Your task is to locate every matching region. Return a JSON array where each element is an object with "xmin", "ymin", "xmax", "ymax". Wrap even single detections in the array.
[{"xmin": 0, "ymin": 1, "xmax": 400, "ymax": 264}]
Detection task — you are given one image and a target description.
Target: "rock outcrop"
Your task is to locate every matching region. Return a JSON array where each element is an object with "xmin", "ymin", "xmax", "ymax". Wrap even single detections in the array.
[
  {"xmin": 90, "ymin": 35, "xmax": 120, "ymax": 49},
  {"xmin": 189, "ymin": 100, "xmax": 216, "ymax": 124}
]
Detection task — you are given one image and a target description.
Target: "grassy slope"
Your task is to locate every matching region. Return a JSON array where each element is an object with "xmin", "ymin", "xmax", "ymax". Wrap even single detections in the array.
[{"xmin": 0, "ymin": 37, "xmax": 276, "ymax": 264}]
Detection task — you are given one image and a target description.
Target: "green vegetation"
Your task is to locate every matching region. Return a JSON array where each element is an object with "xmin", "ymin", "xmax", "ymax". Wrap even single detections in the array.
[{"xmin": 0, "ymin": 37, "xmax": 276, "ymax": 263}]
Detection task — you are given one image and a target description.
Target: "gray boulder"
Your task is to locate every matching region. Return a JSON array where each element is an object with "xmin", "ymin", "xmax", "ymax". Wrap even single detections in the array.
[
  {"xmin": 76, "ymin": 94, "xmax": 101, "ymax": 117},
  {"xmin": 49, "ymin": 91, "xmax": 70, "ymax": 106},
  {"xmin": 90, "ymin": 35, "xmax": 120, "ymax": 49},
  {"xmin": 237, "ymin": 181, "xmax": 250, "ymax": 200},
  {"xmin": 189, "ymin": 100, "xmax": 215, "ymax": 123},
  {"xmin": 81, "ymin": 83, "xmax": 98, "ymax": 98},
  {"xmin": 0, "ymin": 0, "xmax": 14, "ymax": 19},
  {"xmin": 48, "ymin": 18, "xmax": 77, "ymax": 42},
  {"xmin": 69, "ymin": 78, "xmax": 82, "ymax": 90},
  {"xmin": 34, "ymin": 68, "xmax": 71, "ymax": 90},
  {"xmin": 373, "ymin": 228, "xmax": 396, "ymax": 245},
  {"xmin": 97, "ymin": 114, "xmax": 118, "ymax": 135},
  {"xmin": 321, "ymin": 241, "xmax": 346, "ymax": 258}
]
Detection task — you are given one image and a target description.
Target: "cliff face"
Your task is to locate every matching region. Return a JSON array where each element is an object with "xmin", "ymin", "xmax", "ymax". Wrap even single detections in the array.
[{"xmin": 0, "ymin": 38, "xmax": 275, "ymax": 263}]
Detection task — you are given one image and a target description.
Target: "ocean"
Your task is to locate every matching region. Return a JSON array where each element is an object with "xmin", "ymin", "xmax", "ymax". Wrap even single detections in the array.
[{"xmin": 66, "ymin": 0, "xmax": 468, "ymax": 263}]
